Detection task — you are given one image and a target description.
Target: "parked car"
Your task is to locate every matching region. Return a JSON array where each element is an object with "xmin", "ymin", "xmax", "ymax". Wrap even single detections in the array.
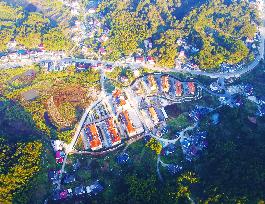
[{"xmin": 86, "ymin": 180, "xmax": 104, "ymax": 195}]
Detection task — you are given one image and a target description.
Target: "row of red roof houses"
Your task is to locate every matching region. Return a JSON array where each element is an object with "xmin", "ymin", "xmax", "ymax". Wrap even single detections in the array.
[
  {"xmin": 135, "ymin": 56, "xmax": 155, "ymax": 64},
  {"xmin": 120, "ymin": 110, "xmax": 136, "ymax": 136},
  {"xmin": 145, "ymin": 74, "xmax": 195, "ymax": 96},
  {"xmin": 84, "ymin": 117, "xmax": 121, "ymax": 151},
  {"xmin": 176, "ymin": 81, "xmax": 196, "ymax": 96},
  {"xmin": 161, "ymin": 75, "xmax": 170, "ymax": 92},
  {"xmin": 84, "ymin": 124, "xmax": 102, "ymax": 151}
]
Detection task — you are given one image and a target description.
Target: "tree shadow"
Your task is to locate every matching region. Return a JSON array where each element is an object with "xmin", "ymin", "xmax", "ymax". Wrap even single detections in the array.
[{"xmin": 0, "ymin": 96, "xmax": 44, "ymax": 143}]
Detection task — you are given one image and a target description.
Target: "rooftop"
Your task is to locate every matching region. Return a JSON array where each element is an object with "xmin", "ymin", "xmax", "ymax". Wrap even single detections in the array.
[{"xmin": 84, "ymin": 124, "xmax": 102, "ymax": 151}]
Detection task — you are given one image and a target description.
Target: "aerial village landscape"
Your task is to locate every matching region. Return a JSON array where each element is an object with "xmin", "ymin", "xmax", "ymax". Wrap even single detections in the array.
[{"xmin": 0, "ymin": 0, "xmax": 265, "ymax": 203}]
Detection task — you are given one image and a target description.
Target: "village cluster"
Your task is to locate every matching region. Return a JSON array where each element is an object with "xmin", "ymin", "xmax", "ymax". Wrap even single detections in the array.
[
  {"xmin": 0, "ymin": 42, "xmax": 66, "ymax": 63},
  {"xmin": 0, "ymin": 0, "xmax": 263, "ymax": 76},
  {"xmin": 0, "ymin": 0, "xmax": 263, "ymax": 202},
  {"xmin": 48, "ymin": 140, "xmax": 104, "ymax": 201},
  {"xmin": 174, "ymin": 31, "xmax": 261, "ymax": 73},
  {"xmin": 78, "ymin": 73, "xmax": 202, "ymax": 153}
]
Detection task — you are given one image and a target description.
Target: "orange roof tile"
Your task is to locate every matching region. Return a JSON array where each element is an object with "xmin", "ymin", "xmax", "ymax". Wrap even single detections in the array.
[
  {"xmin": 188, "ymin": 82, "xmax": 195, "ymax": 95},
  {"xmin": 148, "ymin": 75, "xmax": 156, "ymax": 87},
  {"xmin": 162, "ymin": 76, "xmax": 169, "ymax": 91},
  {"xmin": 123, "ymin": 111, "xmax": 135, "ymax": 133},
  {"xmin": 107, "ymin": 118, "xmax": 121, "ymax": 144},
  {"xmin": 88, "ymin": 124, "xmax": 102, "ymax": 149},
  {"xmin": 113, "ymin": 89, "xmax": 121, "ymax": 98},
  {"xmin": 176, "ymin": 81, "xmax": 182, "ymax": 96},
  {"xmin": 149, "ymin": 107, "xmax": 158, "ymax": 122}
]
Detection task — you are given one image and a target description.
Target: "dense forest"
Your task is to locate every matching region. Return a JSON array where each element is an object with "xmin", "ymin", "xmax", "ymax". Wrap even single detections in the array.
[
  {"xmin": 98, "ymin": 0, "xmax": 258, "ymax": 68},
  {"xmin": 60, "ymin": 103, "xmax": 265, "ymax": 204},
  {"xmin": 0, "ymin": 1, "xmax": 71, "ymax": 52},
  {"xmin": 0, "ymin": 64, "xmax": 101, "ymax": 202},
  {"xmin": 0, "ymin": 97, "xmax": 43, "ymax": 203}
]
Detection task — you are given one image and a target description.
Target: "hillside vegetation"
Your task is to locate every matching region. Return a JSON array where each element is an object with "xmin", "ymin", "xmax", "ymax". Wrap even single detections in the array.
[
  {"xmin": 0, "ymin": 1, "xmax": 71, "ymax": 51},
  {"xmin": 98, "ymin": 0, "xmax": 258, "ymax": 68}
]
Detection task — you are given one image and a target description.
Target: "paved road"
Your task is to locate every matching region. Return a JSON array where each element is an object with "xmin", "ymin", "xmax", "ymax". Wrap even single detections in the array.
[
  {"xmin": 59, "ymin": 69, "xmax": 108, "ymax": 187},
  {"xmin": 1, "ymin": 1, "xmax": 264, "ymax": 79},
  {"xmin": 6, "ymin": 0, "xmax": 265, "ymax": 188},
  {"xmin": 150, "ymin": 123, "xmax": 198, "ymax": 146}
]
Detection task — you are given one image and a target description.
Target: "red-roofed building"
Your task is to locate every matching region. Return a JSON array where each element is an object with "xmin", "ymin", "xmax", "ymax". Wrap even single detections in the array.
[
  {"xmin": 113, "ymin": 89, "xmax": 121, "ymax": 98},
  {"xmin": 122, "ymin": 110, "xmax": 135, "ymax": 134},
  {"xmin": 161, "ymin": 75, "xmax": 169, "ymax": 92},
  {"xmin": 135, "ymin": 56, "xmax": 145, "ymax": 63},
  {"xmin": 188, "ymin": 82, "xmax": 195, "ymax": 95},
  {"xmin": 148, "ymin": 75, "xmax": 157, "ymax": 91},
  {"xmin": 106, "ymin": 118, "xmax": 121, "ymax": 146},
  {"xmin": 85, "ymin": 124, "xmax": 102, "ymax": 151},
  {"xmin": 113, "ymin": 89, "xmax": 126, "ymax": 106},
  {"xmin": 176, "ymin": 81, "xmax": 183, "ymax": 96},
  {"xmin": 148, "ymin": 107, "xmax": 159, "ymax": 124},
  {"xmin": 146, "ymin": 56, "xmax": 155, "ymax": 65}
]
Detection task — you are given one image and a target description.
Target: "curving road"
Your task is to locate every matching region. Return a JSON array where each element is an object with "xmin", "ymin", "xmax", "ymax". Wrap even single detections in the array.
[
  {"xmin": 150, "ymin": 123, "xmax": 198, "ymax": 147},
  {"xmin": 59, "ymin": 69, "xmax": 107, "ymax": 187},
  {"xmin": 0, "ymin": 0, "xmax": 264, "ymax": 80},
  {"xmin": 58, "ymin": 98, "xmax": 103, "ymax": 187}
]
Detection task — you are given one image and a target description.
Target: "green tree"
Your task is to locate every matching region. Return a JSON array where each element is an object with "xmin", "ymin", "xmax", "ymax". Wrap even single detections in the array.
[
  {"xmin": 16, "ymin": 26, "xmax": 41, "ymax": 49},
  {"xmin": 126, "ymin": 175, "xmax": 158, "ymax": 203},
  {"xmin": 0, "ymin": 29, "xmax": 13, "ymax": 51},
  {"xmin": 0, "ymin": 140, "xmax": 42, "ymax": 203},
  {"xmin": 43, "ymin": 28, "xmax": 71, "ymax": 51}
]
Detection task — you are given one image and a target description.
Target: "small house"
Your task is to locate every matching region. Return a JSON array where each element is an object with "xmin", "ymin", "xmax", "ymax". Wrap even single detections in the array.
[
  {"xmin": 88, "ymin": 8, "xmax": 96, "ymax": 14},
  {"xmin": 135, "ymin": 56, "xmax": 145, "ymax": 63},
  {"xmin": 146, "ymin": 56, "xmax": 155, "ymax": 64},
  {"xmin": 99, "ymin": 47, "xmax": 106, "ymax": 55}
]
